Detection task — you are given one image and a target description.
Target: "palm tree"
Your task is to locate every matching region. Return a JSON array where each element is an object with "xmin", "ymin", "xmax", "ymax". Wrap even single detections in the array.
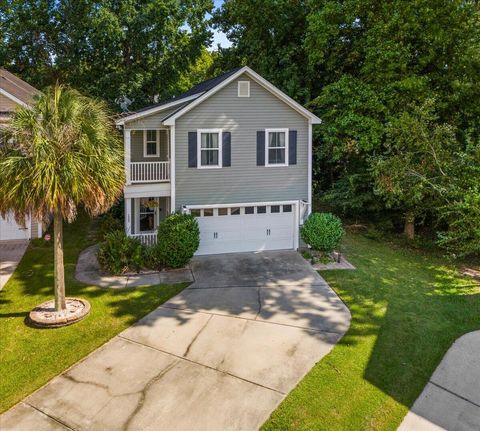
[{"xmin": 0, "ymin": 84, "xmax": 125, "ymax": 312}]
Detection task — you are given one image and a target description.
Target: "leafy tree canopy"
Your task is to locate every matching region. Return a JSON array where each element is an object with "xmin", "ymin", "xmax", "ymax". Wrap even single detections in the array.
[{"xmin": 0, "ymin": 0, "xmax": 214, "ymax": 109}]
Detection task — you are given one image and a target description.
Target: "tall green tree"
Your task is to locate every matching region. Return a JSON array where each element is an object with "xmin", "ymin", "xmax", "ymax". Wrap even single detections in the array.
[
  {"xmin": 0, "ymin": 85, "xmax": 125, "ymax": 311},
  {"xmin": 214, "ymin": 0, "xmax": 480, "ymax": 253},
  {"xmin": 213, "ymin": 0, "xmax": 312, "ymax": 103},
  {"xmin": 0, "ymin": 0, "xmax": 214, "ymax": 109}
]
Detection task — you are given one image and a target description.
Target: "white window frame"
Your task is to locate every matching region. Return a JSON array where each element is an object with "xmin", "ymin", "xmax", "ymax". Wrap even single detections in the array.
[
  {"xmin": 265, "ymin": 128, "xmax": 289, "ymax": 167},
  {"xmin": 143, "ymin": 130, "xmax": 160, "ymax": 158},
  {"xmin": 238, "ymin": 81, "xmax": 250, "ymax": 97},
  {"xmin": 197, "ymin": 128, "xmax": 223, "ymax": 169}
]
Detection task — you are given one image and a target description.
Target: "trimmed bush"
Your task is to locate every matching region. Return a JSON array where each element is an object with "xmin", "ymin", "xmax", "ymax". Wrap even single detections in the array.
[
  {"xmin": 97, "ymin": 230, "xmax": 144, "ymax": 274},
  {"xmin": 301, "ymin": 212, "xmax": 345, "ymax": 253},
  {"xmin": 154, "ymin": 213, "xmax": 200, "ymax": 268}
]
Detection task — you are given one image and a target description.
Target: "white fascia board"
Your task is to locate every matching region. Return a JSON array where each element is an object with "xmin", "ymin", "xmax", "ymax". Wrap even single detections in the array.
[
  {"xmin": 164, "ymin": 66, "xmax": 322, "ymax": 125},
  {"xmin": 0, "ymin": 88, "xmax": 28, "ymax": 108},
  {"xmin": 115, "ymin": 93, "xmax": 204, "ymax": 126}
]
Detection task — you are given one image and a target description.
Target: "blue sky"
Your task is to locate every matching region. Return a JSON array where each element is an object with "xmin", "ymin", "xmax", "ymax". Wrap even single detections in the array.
[{"xmin": 211, "ymin": 0, "xmax": 232, "ymax": 49}]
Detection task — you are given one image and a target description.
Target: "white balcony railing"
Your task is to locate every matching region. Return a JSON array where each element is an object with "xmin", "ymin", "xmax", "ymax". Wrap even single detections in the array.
[
  {"xmin": 130, "ymin": 161, "xmax": 170, "ymax": 183},
  {"xmin": 130, "ymin": 232, "xmax": 158, "ymax": 247}
]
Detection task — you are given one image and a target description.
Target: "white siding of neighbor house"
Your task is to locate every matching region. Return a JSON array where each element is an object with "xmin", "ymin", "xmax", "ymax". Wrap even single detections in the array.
[
  {"xmin": 173, "ymin": 73, "xmax": 309, "ymax": 210},
  {"xmin": 0, "ymin": 94, "xmax": 19, "ymax": 111}
]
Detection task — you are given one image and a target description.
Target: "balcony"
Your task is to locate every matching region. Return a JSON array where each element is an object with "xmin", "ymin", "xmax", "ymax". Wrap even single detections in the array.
[{"xmin": 130, "ymin": 161, "xmax": 170, "ymax": 184}]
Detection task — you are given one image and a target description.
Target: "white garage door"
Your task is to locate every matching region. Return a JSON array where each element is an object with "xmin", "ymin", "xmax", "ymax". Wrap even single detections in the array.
[
  {"xmin": 191, "ymin": 203, "xmax": 296, "ymax": 255},
  {"xmin": 0, "ymin": 213, "xmax": 31, "ymax": 241}
]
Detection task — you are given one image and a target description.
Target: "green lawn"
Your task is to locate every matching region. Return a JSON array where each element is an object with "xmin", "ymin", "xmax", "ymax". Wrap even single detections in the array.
[
  {"xmin": 263, "ymin": 233, "xmax": 480, "ymax": 431},
  {"xmin": 0, "ymin": 213, "xmax": 187, "ymax": 413}
]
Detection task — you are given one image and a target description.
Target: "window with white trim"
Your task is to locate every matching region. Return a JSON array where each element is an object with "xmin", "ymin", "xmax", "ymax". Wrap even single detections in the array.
[
  {"xmin": 265, "ymin": 129, "xmax": 288, "ymax": 166},
  {"xmin": 144, "ymin": 130, "xmax": 159, "ymax": 157},
  {"xmin": 238, "ymin": 81, "xmax": 250, "ymax": 97},
  {"xmin": 197, "ymin": 129, "xmax": 222, "ymax": 168}
]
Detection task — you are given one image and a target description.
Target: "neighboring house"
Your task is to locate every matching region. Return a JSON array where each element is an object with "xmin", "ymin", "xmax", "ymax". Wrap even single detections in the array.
[
  {"xmin": 0, "ymin": 69, "xmax": 44, "ymax": 241},
  {"xmin": 115, "ymin": 66, "xmax": 321, "ymax": 255}
]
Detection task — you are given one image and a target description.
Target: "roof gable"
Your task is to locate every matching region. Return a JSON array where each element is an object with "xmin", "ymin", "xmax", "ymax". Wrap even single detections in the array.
[
  {"xmin": 164, "ymin": 67, "xmax": 321, "ymax": 125},
  {"xmin": 117, "ymin": 66, "xmax": 321, "ymax": 126}
]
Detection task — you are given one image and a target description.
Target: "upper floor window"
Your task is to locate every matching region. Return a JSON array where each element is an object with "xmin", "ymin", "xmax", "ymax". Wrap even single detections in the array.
[
  {"xmin": 144, "ymin": 130, "xmax": 159, "ymax": 157},
  {"xmin": 197, "ymin": 129, "xmax": 222, "ymax": 168},
  {"xmin": 265, "ymin": 128, "xmax": 288, "ymax": 166}
]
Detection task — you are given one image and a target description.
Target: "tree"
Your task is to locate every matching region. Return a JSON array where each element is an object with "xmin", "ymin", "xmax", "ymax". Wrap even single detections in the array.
[
  {"xmin": 212, "ymin": 0, "xmax": 312, "ymax": 103},
  {"xmin": 214, "ymin": 0, "xmax": 480, "ymax": 253},
  {"xmin": 0, "ymin": 0, "xmax": 214, "ymax": 109},
  {"xmin": 0, "ymin": 85, "xmax": 125, "ymax": 311},
  {"xmin": 370, "ymin": 101, "xmax": 457, "ymax": 240}
]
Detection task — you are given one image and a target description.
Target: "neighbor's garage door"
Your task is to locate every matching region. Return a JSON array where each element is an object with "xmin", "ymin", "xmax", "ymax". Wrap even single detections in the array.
[
  {"xmin": 191, "ymin": 203, "xmax": 296, "ymax": 255},
  {"xmin": 0, "ymin": 213, "xmax": 30, "ymax": 240}
]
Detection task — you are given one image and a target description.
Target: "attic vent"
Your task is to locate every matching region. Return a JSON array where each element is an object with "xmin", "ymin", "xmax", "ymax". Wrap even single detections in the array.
[{"xmin": 238, "ymin": 81, "xmax": 250, "ymax": 97}]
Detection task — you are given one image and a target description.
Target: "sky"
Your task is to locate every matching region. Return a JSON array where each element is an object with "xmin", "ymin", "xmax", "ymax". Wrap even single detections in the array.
[{"xmin": 210, "ymin": 0, "xmax": 232, "ymax": 50}]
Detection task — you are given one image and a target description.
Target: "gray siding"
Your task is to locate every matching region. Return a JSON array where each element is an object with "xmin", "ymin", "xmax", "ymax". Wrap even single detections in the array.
[
  {"xmin": 130, "ymin": 129, "xmax": 169, "ymax": 162},
  {"xmin": 125, "ymin": 104, "xmax": 188, "ymax": 129},
  {"xmin": 174, "ymin": 73, "xmax": 309, "ymax": 210}
]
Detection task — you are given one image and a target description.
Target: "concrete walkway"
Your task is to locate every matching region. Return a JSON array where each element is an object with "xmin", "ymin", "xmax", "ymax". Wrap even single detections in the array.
[
  {"xmin": 0, "ymin": 240, "xmax": 29, "ymax": 290},
  {"xmin": 75, "ymin": 245, "xmax": 194, "ymax": 287},
  {"xmin": 1, "ymin": 250, "xmax": 351, "ymax": 431},
  {"xmin": 399, "ymin": 331, "xmax": 480, "ymax": 431}
]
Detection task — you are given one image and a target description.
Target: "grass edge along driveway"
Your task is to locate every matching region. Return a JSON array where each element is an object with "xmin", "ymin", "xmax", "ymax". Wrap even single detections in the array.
[
  {"xmin": 262, "ymin": 233, "xmax": 480, "ymax": 431},
  {"xmin": 0, "ymin": 213, "xmax": 187, "ymax": 413}
]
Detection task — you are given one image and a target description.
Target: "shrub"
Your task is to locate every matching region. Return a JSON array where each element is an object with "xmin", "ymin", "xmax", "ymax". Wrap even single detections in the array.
[
  {"xmin": 97, "ymin": 230, "xmax": 144, "ymax": 274},
  {"xmin": 99, "ymin": 212, "xmax": 123, "ymax": 240},
  {"xmin": 154, "ymin": 213, "xmax": 200, "ymax": 268},
  {"xmin": 301, "ymin": 212, "xmax": 345, "ymax": 253}
]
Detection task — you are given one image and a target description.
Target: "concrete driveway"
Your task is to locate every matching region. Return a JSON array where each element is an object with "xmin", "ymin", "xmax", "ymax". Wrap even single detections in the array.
[
  {"xmin": 0, "ymin": 240, "xmax": 29, "ymax": 290},
  {"xmin": 399, "ymin": 331, "xmax": 480, "ymax": 431},
  {"xmin": 1, "ymin": 250, "xmax": 351, "ymax": 431}
]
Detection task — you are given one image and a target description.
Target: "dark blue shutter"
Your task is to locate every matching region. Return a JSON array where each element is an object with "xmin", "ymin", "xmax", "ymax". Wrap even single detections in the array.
[
  {"xmin": 289, "ymin": 129, "xmax": 297, "ymax": 165},
  {"xmin": 188, "ymin": 132, "xmax": 197, "ymax": 168},
  {"xmin": 222, "ymin": 132, "xmax": 231, "ymax": 167},
  {"xmin": 257, "ymin": 131, "xmax": 265, "ymax": 166}
]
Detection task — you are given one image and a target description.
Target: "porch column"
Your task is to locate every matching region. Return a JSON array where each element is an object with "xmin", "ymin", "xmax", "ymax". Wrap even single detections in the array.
[
  {"xmin": 125, "ymin": 198, "xmax": 132, "ymax": 235},
  {"xmin": 124, "ymin": 128, "xmax": 131, "ymax": 185}
]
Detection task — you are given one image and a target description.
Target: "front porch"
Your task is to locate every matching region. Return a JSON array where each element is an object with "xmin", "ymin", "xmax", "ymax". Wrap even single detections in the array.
[
  {"xmin": 124, "ymin": 128, "xmax": 171, "ymax": 184},
  {"xmin": 124, "ymin": 196, "xmax": 170, "ymax": 246}
]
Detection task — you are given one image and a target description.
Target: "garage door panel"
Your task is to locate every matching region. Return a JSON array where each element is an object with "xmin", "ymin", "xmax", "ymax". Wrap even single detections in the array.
[{"xmin": 194, "ymin": 204, "xmax": 296, "ymax": 255}]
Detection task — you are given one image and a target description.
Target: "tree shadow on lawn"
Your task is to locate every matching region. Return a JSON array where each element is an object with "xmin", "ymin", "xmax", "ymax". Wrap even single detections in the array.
[{"xmin": 323, "ymin": 235, "xmax": 480, "ymax": 429}]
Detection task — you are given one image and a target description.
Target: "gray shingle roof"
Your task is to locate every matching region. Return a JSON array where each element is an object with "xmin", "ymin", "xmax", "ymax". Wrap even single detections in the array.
[{"xmin": 126, "ymin": 67, "xmax": 242, "ymax": 117}]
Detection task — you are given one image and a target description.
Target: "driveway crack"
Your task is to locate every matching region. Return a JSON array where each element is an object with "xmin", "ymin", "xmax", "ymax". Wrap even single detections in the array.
[
  {"xmin": 255, "ymin": 287, "xmax": 262, "ymax": 319},
  {"xmin": 124, "ymin": 360, "xmax": 179, "ymax": 431},
  {"xmin": 183, "ymin": 314, "xmax": 213, "ymax": 357}
]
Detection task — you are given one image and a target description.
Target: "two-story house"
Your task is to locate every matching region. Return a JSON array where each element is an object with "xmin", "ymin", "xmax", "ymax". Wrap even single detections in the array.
[
  {"xmin": 0, "ymin": 69, "xmax": 44, "ymax": 241},
  {"xmin": 115, "ymin": 67, "xmax": 321, "ymax": 255}
]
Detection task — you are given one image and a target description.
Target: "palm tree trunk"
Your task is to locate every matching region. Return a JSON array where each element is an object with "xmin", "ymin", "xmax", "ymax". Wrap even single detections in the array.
[
  {"xmin": 404, "ymin": 211, "xmax": 415, "ymax": 241},
  {"xmin": 54, "ymin": 211, "xmax": 66, "ymax": 311}
]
